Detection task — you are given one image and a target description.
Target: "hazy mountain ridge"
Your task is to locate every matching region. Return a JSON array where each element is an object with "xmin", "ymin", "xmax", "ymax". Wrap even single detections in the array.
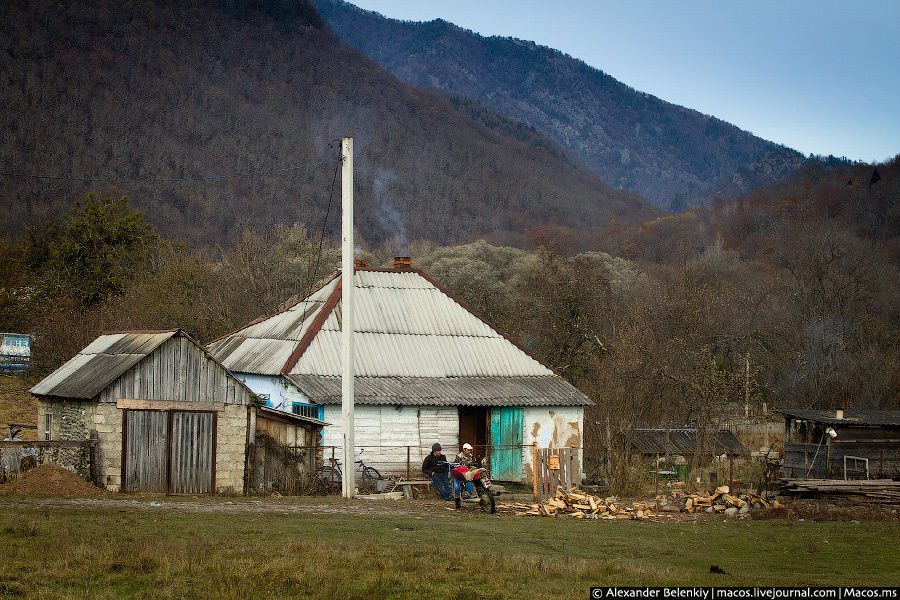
[
  {"xmin": 314, "ymin": 0, "xmax": 811, "ymax": 209},
  {"xmin": 0, "ymin": 0, "xmax": 656, "ymax": 249}
]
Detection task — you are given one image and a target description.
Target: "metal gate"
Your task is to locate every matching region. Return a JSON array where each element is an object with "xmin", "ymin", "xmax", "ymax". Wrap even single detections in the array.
[{"xmin": 122, "ymin": 409, "xmax": 216, "ymax": 494}]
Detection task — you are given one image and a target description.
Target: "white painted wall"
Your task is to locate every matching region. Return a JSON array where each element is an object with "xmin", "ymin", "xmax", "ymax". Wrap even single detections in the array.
[
  {"xmin": 235, "ymin": 373, "xmax": 293, "ymax": 410},
  {"xmin": 521, "ymin": 406, "xmax": 584, "ymax": 484},
  {"xmin": 321, "ymin": 405, "xmax": 458, "ymax": 476}
]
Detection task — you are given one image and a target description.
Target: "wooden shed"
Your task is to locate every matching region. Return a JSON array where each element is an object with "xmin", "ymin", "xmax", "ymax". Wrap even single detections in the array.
[
  {"xmin": 622, "ymin": 428, "xmax": 750, "ymax": 458},
  {"xmin": 30, "ymin": 329, "xmax": 323, "ymax": 494},
  {"xmin": 779, "ymin": 409, "xmax": 900, "ymax": 479}
]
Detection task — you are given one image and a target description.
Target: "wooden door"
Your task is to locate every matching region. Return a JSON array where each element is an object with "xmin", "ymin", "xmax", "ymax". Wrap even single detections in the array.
[
  {"xmin": 123, "ymin": 410, "xmax": 168, "ymax": 493},
  {"xmin": 489, "ymin": 407, "xmax": 523, "ymax": 481},
  {"xmin": 169, "ymin": 411, "xmax": 216, "ymax": 494},
  {"xmin": 122, "ymin": 409, "xmax": 216, "ymax": 494}
]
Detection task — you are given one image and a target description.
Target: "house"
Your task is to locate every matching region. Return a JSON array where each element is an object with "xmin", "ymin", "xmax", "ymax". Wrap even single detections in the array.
[
  {"xmin": 30, "ymin": 329, "xmax": 323, "ymax": 493},
  {"xmin": 778, "ymin": 409, "xmax": 900, "ymax": 479},
  {"xmin": 207, "ymin": 259, "xmax": 591, "ymax": 482}
]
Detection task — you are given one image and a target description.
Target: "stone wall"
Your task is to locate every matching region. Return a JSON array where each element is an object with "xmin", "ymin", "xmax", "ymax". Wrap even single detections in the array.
[
  {"xmin": 92, "ymin": 403, "xmax": 123, "ymax": 491},
  {"xmin": 35, "ymin": 399, "xmax": 248, "ymax": 493},
  {"xmin": 215, "ymin": 404, "xmax": 249, "ymax": 494},
  {"xmin": 33, "ymin": 399, "xmax": 93, "ymax": 478}
]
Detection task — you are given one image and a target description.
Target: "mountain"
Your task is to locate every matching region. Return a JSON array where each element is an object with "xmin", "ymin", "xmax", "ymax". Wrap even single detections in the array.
[
  {"xmin": 0, "ymin": 0, "xmax": 656, "ymax": 250},
  {"xmin": 314, "ymin": 0, "xmax": 809, "ymax": 210}
]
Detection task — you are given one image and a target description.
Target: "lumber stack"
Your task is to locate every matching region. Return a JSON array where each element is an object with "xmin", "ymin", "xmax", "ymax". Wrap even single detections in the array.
[
  {"xmin": 683, "ymin": 486, "xmax": 780, "ymax": 514},
  {"xmin": 497, "ymin": 486, "xmax": 665, "ymax": 520},
  {"xmin": 780, "ymin": 479, "xmax": 900, "ymax": 497}
]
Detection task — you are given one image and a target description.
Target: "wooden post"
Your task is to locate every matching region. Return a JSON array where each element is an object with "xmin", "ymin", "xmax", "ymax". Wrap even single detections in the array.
[
  {"xmin": 655, "ymin": 452, "xmax": 659, "ymax": 498},
  {"xmin": 532, "ymin": 442, "xmax": 538, "ymax": 500},
  {"xmin": 340, "ymin": 136, "xmax": 355, "ymax": 499},
  {"xmin": 729, "ymin": 453, "xmax": 734, "ymax": 489},
  {"xmin": 406, "ymin": 446, "xmax": 411, "ymax": 480}
]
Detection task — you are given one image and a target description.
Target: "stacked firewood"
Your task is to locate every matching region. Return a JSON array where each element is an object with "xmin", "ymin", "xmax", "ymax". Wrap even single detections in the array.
[
  {"xmin": 498, "ymin": 486, "xmax": 664, "ymax": 519},
  {"xmin": 682, "ymin": 486, "xmax": 780, "ymax": 514}
]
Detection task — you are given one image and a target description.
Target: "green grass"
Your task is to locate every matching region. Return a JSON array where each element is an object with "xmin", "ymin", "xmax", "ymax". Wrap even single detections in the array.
[{"xmin": 0, "ymin": 502, "xmax": 897, "ymax": 599}]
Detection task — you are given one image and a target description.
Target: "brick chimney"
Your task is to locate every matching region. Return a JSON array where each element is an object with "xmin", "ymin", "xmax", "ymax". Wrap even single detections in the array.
[
  {"xmin": 354, "ymin": 259, "xmax": 367, "ymax": 269},
  {"xmin": 393, "ymin": 256, "xmax": 411, "ymax": 270}
]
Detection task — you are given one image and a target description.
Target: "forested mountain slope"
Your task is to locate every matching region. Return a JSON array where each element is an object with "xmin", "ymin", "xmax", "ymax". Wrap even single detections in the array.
[
  {"xmin": 0, "ymin": 0, "xmax": 655, "ymax": 249},
  {"xmin": 315, "ymin": 0, "xmax": 809, "ymax": 210}
]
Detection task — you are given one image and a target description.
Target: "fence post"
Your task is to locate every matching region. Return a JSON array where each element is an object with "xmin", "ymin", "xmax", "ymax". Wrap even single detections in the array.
[
  {"xmin": 406, "ymin": 446, "xmax": 411, "ymax": 480},
  {"xmin": 532, "ymin": 442, "xmax": 538, "ymax": 500}
]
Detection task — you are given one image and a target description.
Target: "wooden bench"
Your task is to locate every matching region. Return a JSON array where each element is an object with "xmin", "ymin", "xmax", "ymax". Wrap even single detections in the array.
[{"xmin": 394, "ymin": 479, "xmax": 432, "ymax": 499}]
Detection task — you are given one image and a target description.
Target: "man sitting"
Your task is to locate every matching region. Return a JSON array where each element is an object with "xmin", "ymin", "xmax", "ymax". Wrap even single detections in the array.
[
  {"xmin": 421, "ymin": 443, "xmax": 452, "ymax": 500},
  {"xmin": 454, "ymin": 443, "xmax": 477, "ymax": 497}
]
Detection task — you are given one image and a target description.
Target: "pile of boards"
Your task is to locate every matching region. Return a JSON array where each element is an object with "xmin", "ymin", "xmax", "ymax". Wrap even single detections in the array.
[
  {"xmin": 498, "ymin": 486, "xmax": 662, "ymax": 519},
  {"xmin": 780, "ymin": 479, "xmax": 900, "ymax": 500},
  {"xmin": 681, "ymin": 485, "xmax": 779, "ymax": 515}
]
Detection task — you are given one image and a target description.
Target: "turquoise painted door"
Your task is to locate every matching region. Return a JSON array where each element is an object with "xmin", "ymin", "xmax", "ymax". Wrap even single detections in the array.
[{"xmin": 489, "ymin": 407, "xmax": 523, "ymax": 481}]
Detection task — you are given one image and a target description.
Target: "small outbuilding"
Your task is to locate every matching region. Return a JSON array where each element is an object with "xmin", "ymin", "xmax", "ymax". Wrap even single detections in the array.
[
  {"xmin": 30, "ymin": 329, "xmax": 323, "ymax": 494},
  {"xmin": 778, "ymin": 409, "xmax": 900, "ymax": 479},
  {"xmin": 622, "ymin": 428, "xmax": 749, "ymax": 459}
]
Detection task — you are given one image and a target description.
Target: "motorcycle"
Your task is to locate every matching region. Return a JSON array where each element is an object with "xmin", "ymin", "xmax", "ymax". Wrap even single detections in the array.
[{"xmin": 449, "ymin": 460, "xmax": 497, "ymax": 513}]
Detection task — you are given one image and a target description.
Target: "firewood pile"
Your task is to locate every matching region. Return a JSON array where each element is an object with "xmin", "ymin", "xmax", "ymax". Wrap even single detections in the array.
[
  {"xmin": 498, "ymin": 485, "xmax": 782, "ymax": 520},
  {"xmin": 681, "ymin": 485, "xmax": 780, "ymax": 515},
  {"xmin": 498, "ymin": 486, "xmax": 666, "ymax": 519}
]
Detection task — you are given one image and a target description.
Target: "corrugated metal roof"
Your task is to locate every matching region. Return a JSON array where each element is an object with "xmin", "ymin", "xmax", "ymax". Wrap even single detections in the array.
[
  {"xmin": 209, "ymin": 269, "xmax": 557, "ymax": 379},
  {"xmin": 205, "ymin": 277, "xmax": 339, "ymax": 375},
  {"xmin": 776, "ymin": 409, "xmax": 900, "ymax": 427},
  {"xmin": 624, "ymin": 429, "xmax": 749, "ymax": 456},
  {"xmin": 257, "ymin": 405, "xmax": 329, "ymax": 427},
  {"xmin": 287, "ymin": 375, "xmax": 591, "ymax": 407},
  {"xmin": 30, "ymin": 331, "xmax": 178, "ymax": 399}
]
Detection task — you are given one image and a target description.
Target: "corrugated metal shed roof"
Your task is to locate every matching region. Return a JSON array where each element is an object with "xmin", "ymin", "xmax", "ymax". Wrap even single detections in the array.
[
  {"xmin": 776, "ymin": 409, "xmax": 900, "ymax": 427},
  {"xmin": 287, "ymin": 375, "xmax": 591, "ymax": 406},
  {"xmin": 209, "ymin": 269, "xmax": 557, "ymax": 379},
  {"xmin": 30, "ymin": 331, "xmax": 178, "ymax": 399},
  {"xmin": 624, "ymin": 429, "xmax": 749, "ymax": 456},
  {"xmin": 257, "ymin": 405, "xmax": 329, "ymax": 427}
]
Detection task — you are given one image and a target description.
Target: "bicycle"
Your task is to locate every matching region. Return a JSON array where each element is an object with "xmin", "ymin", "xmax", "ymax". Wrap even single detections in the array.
[{"xmin": 320, "ymin": 449, "xmax": 383, "ymax": 494}]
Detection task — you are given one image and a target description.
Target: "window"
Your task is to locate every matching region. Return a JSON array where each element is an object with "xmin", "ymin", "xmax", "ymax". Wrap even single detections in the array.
[
  {"xmin": 44, "ymin": 412, "xmax": 53, "ymax": 440},
  {"xmin": 292, "ymin": 403, "xmax": 320, "ymax": 420}
]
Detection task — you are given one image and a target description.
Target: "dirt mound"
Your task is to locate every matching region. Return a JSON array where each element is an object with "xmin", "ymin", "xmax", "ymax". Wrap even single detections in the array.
[{"xmin": 0, "ymin": 464, "xmax": 109, "ymax": 497}]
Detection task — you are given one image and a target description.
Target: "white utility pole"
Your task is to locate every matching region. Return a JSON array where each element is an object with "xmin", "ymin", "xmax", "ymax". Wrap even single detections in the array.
[{"xmin": 340, "ymin": 137, "xmax": 355, "ymax": 498}]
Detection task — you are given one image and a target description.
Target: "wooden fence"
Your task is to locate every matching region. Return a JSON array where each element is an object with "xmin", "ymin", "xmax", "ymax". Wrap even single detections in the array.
[{"xmin": 532, "ymin": 445, "xmax": 581, "ymax": 499}]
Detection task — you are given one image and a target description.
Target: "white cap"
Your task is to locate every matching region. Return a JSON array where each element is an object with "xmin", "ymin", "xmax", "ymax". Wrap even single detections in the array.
[{"xmin": 462, "ymin": 443, "xmax": 473, "ymax": 450}]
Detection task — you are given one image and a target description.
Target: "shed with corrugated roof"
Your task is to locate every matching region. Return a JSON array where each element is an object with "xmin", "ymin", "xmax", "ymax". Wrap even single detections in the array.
[
  {"xmin": 30, "ymin": 329, "xmax": 324, "ymax": 493},
  {"xmin": 207, "ymin": 259, "xmax": 591, "ymax": 482}
]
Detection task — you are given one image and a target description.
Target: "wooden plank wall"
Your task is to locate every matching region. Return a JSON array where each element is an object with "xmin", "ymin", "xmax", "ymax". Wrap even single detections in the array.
[
  {"xmin": 123, "ymin": 410, "xmax": 168, "ymax": 493},
  {"xmin": 169, "ymin": 411, "xmax": 215, "ymax": 494},
  {"xmin": 98, "ymin": 335, "xmax": 253, "ymax": 406}
]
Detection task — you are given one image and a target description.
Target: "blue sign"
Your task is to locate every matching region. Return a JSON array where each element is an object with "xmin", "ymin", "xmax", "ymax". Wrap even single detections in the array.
[{"xmin": 0, "ymin": 333, "xmax": 31, "ymax": 373}]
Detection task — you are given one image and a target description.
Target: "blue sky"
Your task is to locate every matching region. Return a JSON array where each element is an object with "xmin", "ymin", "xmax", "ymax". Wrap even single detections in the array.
[{"xmin": 348, "ymin": 1, "xmax": 899, "ymax": 163}]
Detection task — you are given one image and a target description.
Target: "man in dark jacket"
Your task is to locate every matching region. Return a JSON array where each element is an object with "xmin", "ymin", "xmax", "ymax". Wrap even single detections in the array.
[{"xmin": 422, "ymin": 443, "xmax": 452, "ymax": 500}]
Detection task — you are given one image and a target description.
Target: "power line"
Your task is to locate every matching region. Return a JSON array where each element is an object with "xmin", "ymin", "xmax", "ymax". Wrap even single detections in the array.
[
  {"xmin": 0, "ymin": 159, "xmax": 338, "ymax": 183},
  {"xmin": 300, "ymin": 149, "xmax": 341, "ymax": 302}
]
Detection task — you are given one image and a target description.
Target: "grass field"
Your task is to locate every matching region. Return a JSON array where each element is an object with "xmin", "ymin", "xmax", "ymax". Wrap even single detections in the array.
[{"xmin": 1, "ymin": 498, "xmax": 897, "ymax": 599}]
